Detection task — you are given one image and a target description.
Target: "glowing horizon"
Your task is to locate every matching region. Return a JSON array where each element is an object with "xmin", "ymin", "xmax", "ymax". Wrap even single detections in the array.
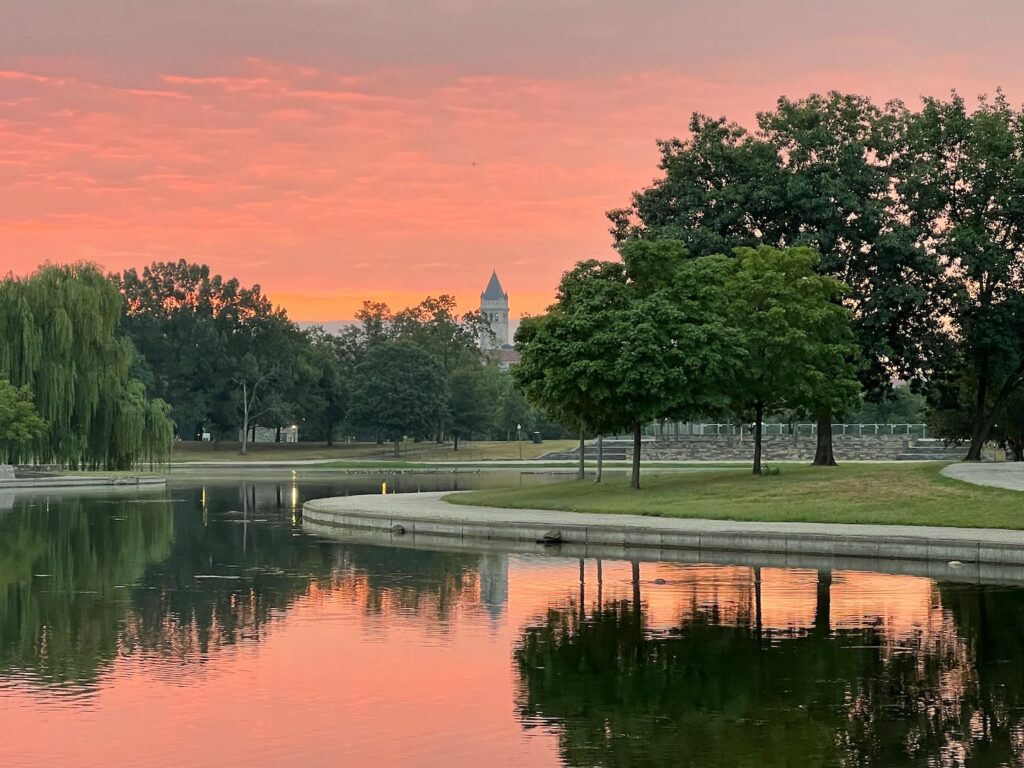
[{"xmin": 4, "ymin": 1, "xmax": 1024, "ymax": 321}]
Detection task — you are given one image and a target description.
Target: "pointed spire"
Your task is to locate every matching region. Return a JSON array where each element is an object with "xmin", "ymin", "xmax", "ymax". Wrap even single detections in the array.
[{"xmin": 482, "ymin": 270, "xmax": 507, "ymax": 301}]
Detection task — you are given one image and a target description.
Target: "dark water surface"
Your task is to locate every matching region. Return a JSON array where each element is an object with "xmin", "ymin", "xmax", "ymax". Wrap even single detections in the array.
[{"xmin": 2, "ymin": 472, "xmax": 1024, "ymax": 767}]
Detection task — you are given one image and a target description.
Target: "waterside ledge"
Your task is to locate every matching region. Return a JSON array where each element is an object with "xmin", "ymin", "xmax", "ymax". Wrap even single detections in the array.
[
  {"xmin": 303, "ymin": 491, "xmax": 1024, "ymax": 568},
  {"xmin": 0, "ymin": 475, "xmax": 166, "ymax": 489}
]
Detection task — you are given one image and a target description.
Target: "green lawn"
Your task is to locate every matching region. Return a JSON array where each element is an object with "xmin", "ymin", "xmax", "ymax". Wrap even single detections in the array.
[
  {"xmin": 446, "ymin": 463, "xmax": 1024, "ymax": 529},
  {"xmin": 170, "ymin": 439, "xmax": 579, "ymax": 463}
]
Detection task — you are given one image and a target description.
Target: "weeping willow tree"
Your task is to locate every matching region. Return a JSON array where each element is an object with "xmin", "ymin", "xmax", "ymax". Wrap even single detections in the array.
[{"xmin": 0, "ymin": 264, "xmax": 174, "ymax": 469}]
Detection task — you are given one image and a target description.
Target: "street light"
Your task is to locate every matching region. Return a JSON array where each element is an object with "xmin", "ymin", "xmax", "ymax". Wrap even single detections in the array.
[{"xmin": 516, "ymin": 423, "xmax": 522, "ymax": 460}]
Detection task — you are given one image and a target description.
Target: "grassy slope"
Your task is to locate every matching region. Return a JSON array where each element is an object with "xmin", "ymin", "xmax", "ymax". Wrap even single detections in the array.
[{"xmin": 447, "ymin": 463, "xmax": 1024, "ymax": 529}]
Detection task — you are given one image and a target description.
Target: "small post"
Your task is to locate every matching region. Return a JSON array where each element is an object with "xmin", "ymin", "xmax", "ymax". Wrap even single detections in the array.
[{"xmin": 382, "ymin": 481, "xmax": 387, "ymax": 495}]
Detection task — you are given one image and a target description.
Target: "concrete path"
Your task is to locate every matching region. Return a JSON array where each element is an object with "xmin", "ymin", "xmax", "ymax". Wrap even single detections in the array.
[
  {"xmin": 942, "ymin": 462, "xmax": 1024, "ymax": 492},
  {"xmin": 304, "ymin": 491, "xmax": 1024, "ymax": 567}
]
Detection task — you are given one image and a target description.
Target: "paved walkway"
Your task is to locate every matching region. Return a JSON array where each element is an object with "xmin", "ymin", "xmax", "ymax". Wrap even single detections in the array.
[
  {"xmin": 304, "ymin": 491, "xmax": 1024, "ymax": 566},
  {"xmin": 942, "ymin": 462, "xmax": 1024, "ymax": 491}
]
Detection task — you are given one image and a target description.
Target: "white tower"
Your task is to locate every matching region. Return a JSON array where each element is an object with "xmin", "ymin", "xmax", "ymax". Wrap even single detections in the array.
[{"xmin": 480, "ymin": 270, "xmax": 509, "ymax": 350}]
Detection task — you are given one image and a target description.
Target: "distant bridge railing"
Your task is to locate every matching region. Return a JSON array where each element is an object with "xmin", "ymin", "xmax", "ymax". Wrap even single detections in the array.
[{"xmin": 608, "ymin": 422, "xmax": 929, "ymax": 440}]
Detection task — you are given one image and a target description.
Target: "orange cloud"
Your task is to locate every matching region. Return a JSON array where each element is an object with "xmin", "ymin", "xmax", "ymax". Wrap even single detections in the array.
[{"xmin": 4, "ymin": 48, "xmax": 1024, "ymax": 321}]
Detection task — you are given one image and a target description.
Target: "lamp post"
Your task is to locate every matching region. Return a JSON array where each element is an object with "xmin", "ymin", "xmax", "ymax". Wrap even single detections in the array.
[{"xmin": 516, "ymin": 423, "xmax": 522, "ymax": 460}]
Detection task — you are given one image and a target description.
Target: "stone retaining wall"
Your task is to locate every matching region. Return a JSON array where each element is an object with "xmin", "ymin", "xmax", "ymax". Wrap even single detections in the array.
[{"xmin": 638, "ymin": 434, "xmax": 913, "ymax": 462}]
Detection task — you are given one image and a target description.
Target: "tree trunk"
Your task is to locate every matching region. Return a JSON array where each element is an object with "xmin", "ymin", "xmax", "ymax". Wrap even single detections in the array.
[
  {"xmin": 965, "ymin": 372, "xmax": 992, "ymax": 461},
  {"xmin": 326, "ymin": 421, "xmax": 334, "ymax": 447},
  {"xmin": 453, "ymin": 433, "xmax": 460, "ymax": 451},
  {"xmin": 813, "ymin": 570, "xmax": 832, "ymax": 638},
  {"xmin": 240, "ymin": 381, "xmax": 249, "ymax": 455},
  {"xmin": 965, "ymin": 420, "xmax": 991, "ymax": 462},
  {"xmin": 753, "ymin": 402, "xmax": 764, "ymax": 476},
  {"xmin": 393, "ymin": 438, "xmax": 400, "ymax": 457},
  {"xmin": 753, "ymin": 566, "xmax": 763, "ymax": 643},
  {"xmin": 812, "ymin": 410, "xmax": 836, "ymax": 466},
  {"xmin": 578, "ymin": 559, "xmax": 586, "ymax": 623},
  {"xmin": 577, "ymin": 429, "xmax": 585, "ymax": 481},
  {"xmin": 631, "ymin": 422, "xmax": 642, "ymax": 490},
  {"xmin": 631, "ymin": 561, "xmax": 641, "ymax": 620},
  {"xmin": 593, "ymin": 434, "xmax": 604, "ymax": 484},
  {"xmin": 275, "ymin": 425, "xmax": 282, "ymax": 443}
]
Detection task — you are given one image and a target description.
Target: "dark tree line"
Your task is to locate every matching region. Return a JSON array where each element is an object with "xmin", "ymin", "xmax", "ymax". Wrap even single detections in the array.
[
  {"xmin": 117, "ymin": 261, "xmax": 547, "ymax": 450},
  {"xmin": 516, "ymin": 89, "xmax": 1024, "ymax": 470}
]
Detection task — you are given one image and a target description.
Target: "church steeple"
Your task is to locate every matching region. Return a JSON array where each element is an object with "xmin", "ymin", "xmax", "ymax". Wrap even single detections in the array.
[
  {"xmin": 482, "ymin": 270, "xmax": 507, "ymax": 302},
  {"xmin": 480, "ymin": 270, "xmax": 510, "ymax": 350}
]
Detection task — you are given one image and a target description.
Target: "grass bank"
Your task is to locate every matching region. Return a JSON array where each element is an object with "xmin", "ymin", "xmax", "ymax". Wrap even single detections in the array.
[
  {"xmin": 447, "ymin": 463, "xmax": 1024, "ymax": 529},
  {"xmin": 171, "ymin": 439, "xmax": 578, "ymax": 463}
]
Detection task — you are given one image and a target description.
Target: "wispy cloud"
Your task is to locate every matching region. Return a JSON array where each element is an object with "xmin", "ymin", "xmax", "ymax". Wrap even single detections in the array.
[{"xmin": 3, "ymin": 1, "xmax": 1024, "ymax": 319}]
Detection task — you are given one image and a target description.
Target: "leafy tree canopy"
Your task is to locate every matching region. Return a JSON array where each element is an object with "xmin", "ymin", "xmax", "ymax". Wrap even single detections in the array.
[
  {"xmin": 0, "ymin": 264, "xmax": 172, "ymax": 469},
  {"xmin": 725, "ymin": 246, "xmax": 860, "ymax": 473},
  {"xmin": 0, "ymin": 380, "xmax": 47, "ymax": 462}
]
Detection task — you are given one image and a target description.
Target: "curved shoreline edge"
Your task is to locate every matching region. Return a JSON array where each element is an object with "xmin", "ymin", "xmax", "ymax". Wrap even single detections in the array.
[
  {"xmin": 0, "ymin": 475, "xmax": 166, "ymax": 490},
  {"xmin": 304, "ymin": 491, "xmax": 1024, "ymax": 569}
]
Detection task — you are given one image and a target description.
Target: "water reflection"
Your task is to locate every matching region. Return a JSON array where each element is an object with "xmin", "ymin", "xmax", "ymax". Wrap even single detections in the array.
[
  {"xmin": 0, "ymin": 490, "xmax": 174, "ymax": 684},
  {"xmin": 0, "ymin": 474, "xmax": 533, "ymax": 690},
  {"xmin": 3, "ymin": 476, "xmax": 1024, "ymax": 767},
  {"xmin": 516, "ymin": 562, "xmax": 1024, "ymax": 767}
]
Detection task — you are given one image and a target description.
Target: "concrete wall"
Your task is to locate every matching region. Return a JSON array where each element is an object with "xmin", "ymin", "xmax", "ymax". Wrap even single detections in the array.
[{"xmin": 638, "ymin": 434, "xmax": 913, "ymax": 462}]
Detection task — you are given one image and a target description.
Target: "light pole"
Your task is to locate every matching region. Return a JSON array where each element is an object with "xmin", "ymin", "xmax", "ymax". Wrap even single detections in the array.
[{"xmin": 516, "ymin": 423, "xmax": 522, "ymax": 460}]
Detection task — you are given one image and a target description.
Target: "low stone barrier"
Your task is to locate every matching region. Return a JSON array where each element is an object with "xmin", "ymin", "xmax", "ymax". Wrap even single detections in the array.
[
  {"xmin": 640, "ymin": 434, "xmax": 922, "ymax": 462},
  {"xmin": 303, "ymin": 492, "xmax": 1024, "ymax": 568}
]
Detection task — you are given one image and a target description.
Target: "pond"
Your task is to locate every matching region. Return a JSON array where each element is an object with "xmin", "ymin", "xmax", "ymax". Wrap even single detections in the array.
[{"xmin": 1, "ymin": 471, "xmax": 1023, "ymax": 767}]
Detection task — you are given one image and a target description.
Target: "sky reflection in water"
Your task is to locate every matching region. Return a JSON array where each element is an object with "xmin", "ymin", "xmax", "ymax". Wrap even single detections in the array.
[{"xmin": 0, "ymin": 474, "xmax": 1022, "ymax": 767}]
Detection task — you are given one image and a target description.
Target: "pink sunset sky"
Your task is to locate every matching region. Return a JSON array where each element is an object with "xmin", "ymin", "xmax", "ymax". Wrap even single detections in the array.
[{"xmin": 2, "ymin": 0, "xmax": 1023, "ymax": 321}]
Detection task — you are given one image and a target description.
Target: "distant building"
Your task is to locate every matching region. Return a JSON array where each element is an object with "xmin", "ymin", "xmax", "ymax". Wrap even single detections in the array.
[
  {"xmin": 479, "ymin": 271, "xmax": 520, "ymax": 369},
  {"xmin": 492, "ymin": 347, "xmax": 520, "ymax": 371},
  {"xmin": 480, "ymin": 270, "xmax": 510, "ymax": 350},
  {"xmin": 478, "ymin": 553, "xmax": 509, "ymax": 621}
]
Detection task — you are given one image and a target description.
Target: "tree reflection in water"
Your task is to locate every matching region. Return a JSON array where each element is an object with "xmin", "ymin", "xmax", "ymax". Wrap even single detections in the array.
[
  {"xmin": 516, "ymin": 563, "xmax": 1024, "ymax": 767},
  {"xmin": 0, "ymin": 482, "xmax": 482, "ymax": 688},
  {"xmin": 6, "ymin": 481, "xmax": 1024, "ymax": 768}
]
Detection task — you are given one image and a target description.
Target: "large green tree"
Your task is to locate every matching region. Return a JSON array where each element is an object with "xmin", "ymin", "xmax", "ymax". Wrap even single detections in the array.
[
  {"xmin": 230, "ymin": 310, "xmax": 310, "ymax": 453},
  {"xmin": 901, "ymin": 91, "xmax": 1024, "ymax": 460},
  {"xmin": 514, "ymin": 261, "xmax": 631, "ymax": 480},
  {"xmin": 293, "ymin": 328, "xmax": 348, "ymax": 445},
  {"xmin": 447, "ymin": 362, "xmax": 500, "ymax": 450},
  {"xmin": 348, "ymin": 340, "xmax": 446, "ymax": 455},
  {"xmin": 516, "ymin": 241, "xmax": 740, "ymax": 489},
  {"xmin": 391, "ymin": 295, "xmax": 488, "ymax": 442},
  {"xmin": 0, "ymin": 264, "xmax": 173, "ymax": 469},
  {"xmin": 725, "ymin": 247, "xmax": 860, "ymax": 474},
  {"xmin": 610, "ymin": 93, "xmax": 940, "ymax": 465},
  {"xmin": 119, "ymin": 260, "xmax": 301, "ymax": 442},
  {"xmin": 342, "ymin": 296, "xmax": 487, "ymax": 446},
  {"xmin": 0, "ymin": 380, "xmax": 47, "ymax": 463}
]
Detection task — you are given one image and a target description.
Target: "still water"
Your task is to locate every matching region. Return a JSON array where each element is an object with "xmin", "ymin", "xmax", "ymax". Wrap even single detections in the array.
[{"xmin": 2, "ymin": 471, "xmax": 1024, "ymax": 767}]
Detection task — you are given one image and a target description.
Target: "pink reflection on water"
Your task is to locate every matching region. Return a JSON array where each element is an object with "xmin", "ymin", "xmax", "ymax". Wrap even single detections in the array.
[{"xmin": 0, "ymin": 555, "xmax": 968, "ymax": 767}]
